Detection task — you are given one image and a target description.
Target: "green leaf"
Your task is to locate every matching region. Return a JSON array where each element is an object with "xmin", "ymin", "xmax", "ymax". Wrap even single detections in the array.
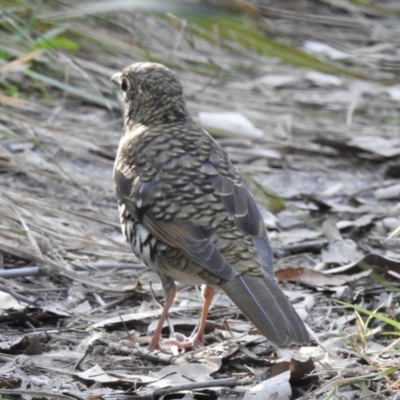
[
  {"xmin": 32, "ymin": 26, "xmax": 79, "ymax": 51},
  {"xmin": 335, "ymin": 299, "xmax": 400, "ymax": 330},
  {"xmin": 33, "ymin": 36, "xmax": 79, "ymax": 51},
  {"xmin": 0, "ymin": 79, "xmax": 25, "ymax": 97},
  {"xmin": 371, "ymin": 366, "xmax": 400, "ymax": 380}
]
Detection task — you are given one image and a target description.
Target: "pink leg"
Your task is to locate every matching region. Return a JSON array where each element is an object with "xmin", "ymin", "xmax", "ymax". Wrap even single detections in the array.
[
  {"xmin": 165, "ymin": 285, "xmax": 215, "ymax": 349},
  {"xmin": 149, "ymin": 284, "xmax": 176, "ymax": 351},
  {"xmin": 194, "ymin": 285, "xmax": 215, "ymax": 344}
]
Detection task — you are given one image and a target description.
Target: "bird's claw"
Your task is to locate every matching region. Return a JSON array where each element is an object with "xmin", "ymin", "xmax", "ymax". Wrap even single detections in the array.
[{"xmin": 163, "ymin": 332, "xmax": 204, "ymax": 350}]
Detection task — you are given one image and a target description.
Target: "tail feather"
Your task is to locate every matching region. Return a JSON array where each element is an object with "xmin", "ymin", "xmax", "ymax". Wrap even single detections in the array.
[{"xmin": 221, "ymin": 274, "xmax": 309, "ymax": 346}]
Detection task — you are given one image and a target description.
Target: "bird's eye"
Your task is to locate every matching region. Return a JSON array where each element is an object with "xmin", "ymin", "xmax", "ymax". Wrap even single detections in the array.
[{"xmin": 121, "ymin": 77, "xmax": 130, "ymax": 92}]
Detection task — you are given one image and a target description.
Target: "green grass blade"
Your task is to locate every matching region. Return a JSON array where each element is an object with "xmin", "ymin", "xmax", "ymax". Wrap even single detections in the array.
[
  {"xmin": 335, "ymin": 299, "xmax": 400, "ymax": 330},
  {"xmin": 187, "ymin": 15, "xmax": 366, "ymax": 78}
]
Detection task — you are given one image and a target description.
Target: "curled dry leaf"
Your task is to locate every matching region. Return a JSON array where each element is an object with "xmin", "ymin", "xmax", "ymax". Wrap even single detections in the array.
[
  {"xmin": 275, "ymin": 267, "xmax": 370, "ymax": 287},
  {"xmin": 329, "ymin": 253, "xmax": 400, "ymax": 284},
  {"xmin": 269, "ymin": 357, "xmax": 317, "ymax": 386},
  {"xmin": 23, "ymin": 336, "xmax": 43, "ymax": 356},
  {"xmin": 275, "ymin": 267, "xmax": 347, "ymax": 287}
]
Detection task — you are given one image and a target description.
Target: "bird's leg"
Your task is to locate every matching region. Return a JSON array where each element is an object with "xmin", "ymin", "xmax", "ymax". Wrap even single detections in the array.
[
  {"xmin": 165, "ymin": 285, "xmax": 215, "ymax": 349},
  {"xmin": 193, "ymin": 285, "xmax": 215, "ymax": 344},
  {"xmin": 149, "ymin": 279, "xmax": 176, "ymax": 351}
]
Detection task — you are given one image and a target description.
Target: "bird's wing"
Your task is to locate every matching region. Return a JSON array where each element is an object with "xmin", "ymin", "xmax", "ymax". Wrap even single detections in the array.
[
  {"xmin": 205, "ymin": 162, "xmax": 274, "ymax": 278},
  {"xmin": 114, "ymin": 168, "xmax": 236, "ymax": 281},
  {"xmin": 211, "ymin": 174, "xmax": 263, "ymax": 236}
]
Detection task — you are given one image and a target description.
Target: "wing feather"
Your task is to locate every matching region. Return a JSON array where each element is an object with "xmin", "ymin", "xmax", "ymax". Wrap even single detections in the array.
[{"xmin": 210, "ymin": 173, "xmax": 274, "ymax": 275}]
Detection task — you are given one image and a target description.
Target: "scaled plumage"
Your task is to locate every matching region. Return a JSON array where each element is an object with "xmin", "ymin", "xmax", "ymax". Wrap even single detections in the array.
[{"xmin": 112, "ymin": 62, "xmax": 309, "ymax": 349}]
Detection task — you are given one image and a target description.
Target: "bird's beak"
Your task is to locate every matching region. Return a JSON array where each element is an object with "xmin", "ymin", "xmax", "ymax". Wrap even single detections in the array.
[{"xmin": 111, "ymin": 72, "xmax": 122, "ymax": 87}]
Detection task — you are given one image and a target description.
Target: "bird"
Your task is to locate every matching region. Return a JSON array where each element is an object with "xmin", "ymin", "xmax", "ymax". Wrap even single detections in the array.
[{"xmin": 111, "ymin": 62, "xmax": 309, "ymax": 350}]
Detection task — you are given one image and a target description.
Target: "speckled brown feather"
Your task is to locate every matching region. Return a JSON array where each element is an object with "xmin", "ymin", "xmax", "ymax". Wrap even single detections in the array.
[{"xmin": 112, "ymin": 62, "xmax": 309, "ymax": 347}]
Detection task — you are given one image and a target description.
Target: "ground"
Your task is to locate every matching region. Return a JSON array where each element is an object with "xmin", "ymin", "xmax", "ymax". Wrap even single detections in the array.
[{"xmin": 1, "ymin": 1, "xmax": 400, "ymax": 399}]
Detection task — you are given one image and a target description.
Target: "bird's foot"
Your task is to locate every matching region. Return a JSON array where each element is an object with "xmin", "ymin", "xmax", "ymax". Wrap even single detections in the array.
[
  {"xmin": 163, "ymin": 332, "xmax": 204, "ymax": 350},
  {"xmin": 148, "ymin": 335, "xmax": 164, "ymax": 352}
]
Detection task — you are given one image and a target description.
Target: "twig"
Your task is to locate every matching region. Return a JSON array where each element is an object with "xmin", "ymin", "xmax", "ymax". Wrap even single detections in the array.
[
  {"xmin": 89, "ymin": 294, "xmax": 134, "ymax": 314},
  {"xmin": 132, "ymin": 346, "xmax": 181, "ymax": 366},
  {"xmin": 73, "ymin": 343, "xmax": 91, "ymax": 371},
  {"xmin": 98, "ymin": 338, "xmax": 180, "ymax": 365},
  {"xmin": 119, "ymin": 313, "xmax": 135, "ymax": 342},
  {"xmin": 0, "ymin": 266, "xmax": 47, "ymax": 278},
  {"xmin": 0, "ymin": 389, "xmax": 81, "ymax": 400},
  {"xmin": 73, "ymin": 261, "xmax": 146, "ymax": 270},
  {"xmin": 277, "ymin": 239, "xmax": 329, "ymax": 254}
]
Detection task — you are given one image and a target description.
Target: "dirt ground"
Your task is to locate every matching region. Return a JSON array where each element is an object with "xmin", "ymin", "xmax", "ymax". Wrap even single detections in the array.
[{"xmin": 1, "ymin": 1, "xmax": 400, "ymax": 399}]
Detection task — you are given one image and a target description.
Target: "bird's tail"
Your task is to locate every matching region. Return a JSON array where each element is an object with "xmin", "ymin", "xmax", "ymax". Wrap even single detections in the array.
[{"xmin": 220, "ymin": 274, "xmax": 309, "ymax": 346}]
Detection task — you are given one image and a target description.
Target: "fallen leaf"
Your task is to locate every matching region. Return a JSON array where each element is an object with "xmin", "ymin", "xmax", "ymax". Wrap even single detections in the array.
[
  {"xmin": 75, "ymin": 364, "xmax": 120, "ymax": 384},
  {"xmin": 256, "ymin": 74, "xmax": 301, "ymax": 88},
  {"xmin": 269, "ymin": 358, "xmax": 316, "ymax": 386},
  {"xmin": 149, "ymin": 360, "xmax": 221, "ymax": 386},
  {"xmin": 374, "ymin": 183, "xmax": 400, "ymax": 200},
  {"xmin": 329, "ymin": 253, "xmax": 400, "ymax": 283},
  {"xmin": 322, "ymin": 218, "xmax": 362, "ymax": 264},
  {"xmin": 0, "ymin": 291, "xmax": 28, "ymax": 311},
  {"xmin": 24, "ymin": 336, "xmax": 43, "ymax": 356},
  {"xmin": 305, "ymin": 71, "xmax": 342, "ymax": 87},
  {"xmin": 0, "ymin": 334, "xmax": 30, "ymax": 352},
  {"xmin": 277, "ymin": 229, "xmax": 322, "ymax": 246},
  {"xmin": 303, "ymin": 41, "xmax": 349, "ymax": 59},
  {"xmin": 244, "ymin": 371, "xmax": 291, "ymax": 400},
  {"xmin": 276, "ymin": 267, "xmax": 363, "ymax": 287},
  {"xmin": 348, "ymin": 136, "xmax": 400, "ymax": 158},
  {"xmin": 337, "ymin": 214, "xmax": 375, "ymax": 230},
  {"xmin": 198, "ymin": 111, "xmax": 263, "ymax": 138}
]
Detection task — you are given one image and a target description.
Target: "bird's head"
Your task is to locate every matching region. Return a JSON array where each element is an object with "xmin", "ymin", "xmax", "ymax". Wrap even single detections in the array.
[{"xmin": 111, "ymin": 62, "xmax": 189, "ymax": 129}]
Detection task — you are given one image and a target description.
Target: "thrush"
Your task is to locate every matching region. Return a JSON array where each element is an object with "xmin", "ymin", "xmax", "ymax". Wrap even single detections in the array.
[{"xmin": 111, "ymin": 62, "xmax": 309, "ymax": 350}]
